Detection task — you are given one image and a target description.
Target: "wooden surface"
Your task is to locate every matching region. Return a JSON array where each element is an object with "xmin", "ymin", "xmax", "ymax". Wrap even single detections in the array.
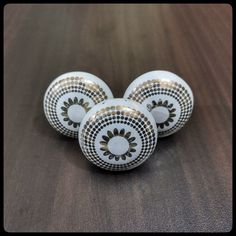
[{"xmin": 4, "ymin": 4, "xmax": 232, "ymax": 232}]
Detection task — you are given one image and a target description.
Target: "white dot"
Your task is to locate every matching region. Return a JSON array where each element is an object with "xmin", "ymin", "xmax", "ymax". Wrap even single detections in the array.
[
  {"xmin": 151, "ymin": 106, "xmax": 169, "ymax": 123},
  {"xmin": 107, "ymin": 136, "xmax": 129, "ymax": 155},
  {"xmin": 67, "ymin": 104, "xmax": 86, "ymax": 123}
]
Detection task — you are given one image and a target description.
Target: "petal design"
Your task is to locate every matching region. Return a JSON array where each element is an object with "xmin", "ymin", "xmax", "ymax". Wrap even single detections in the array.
[
  {"xmin": 127, "ymin": 152, "xmax": 132, "ymax": 157},
  {"xmin": 128, "ymin": 137, "xmax": 136, "ymax": 142},
  {"xmin": 83, "ymin": 102, "xmax": 89, "ymax": 107},
  {"xmin": 163, "ymin": 100, "xmax": 168, "ymax": 106},
  {"xmin": 107, "ymin": 130, "xmax": 113, "ymax": 138},
  {"xmin": 61, "ymin": 106, "xmax": 67, "ymax": 112},
  {"xmin": 125, "ymin": 132, "xmax": 131, "ymax": 139},
  {"xmin": 148, "ymin": 100, "xmax": 177, "ymax": 129},
  {"xmin": 100, "ymin": 141, "xmax": 107, "ymax": 145},
  {"xmin": 102, "ymin": 135, "xmax": 109, "ymax": 142},
  {"xmin": 130, "ymin": 143, "xmax": 137, "ymax": 147},
  {"xmin": 60, "ymin": 97, "xmax": 94, "ymax": 128},
  {"xmin": 79, "ymin": 98, "xmax": 84, "ymax": 105},
  {"xmin": 85, "ymin": 106, "xmax": 91, "ymax": 112},
  {"xmin": 120, "ymin": 129, "xmax": 125, "ymax": 136},
  {"xmin": 63, "ymin": 101, "xmax": 70, "ymax": 107},
  {"xmin": 68, "ymin": 98, "xmax": 73, "ymax": 105},
  {"xmin": 113, "ymin": 128, "xmax": 118, "ymax": 136},
  {"xmin": 100, "ymin": 129, "xmax": 139, "ymax": 162},
  {"xmin": 61, "ymin": 112, "xmax": 67, "ymax": 116}
]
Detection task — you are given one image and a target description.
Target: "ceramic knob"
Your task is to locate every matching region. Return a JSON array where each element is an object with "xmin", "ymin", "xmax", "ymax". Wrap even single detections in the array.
[
  {"xmin": 43, "ymin": 71, "xmax": 113, "ymax": 138},
  {"xmin": 79, "ymin": 98, "xmax": 158, "ymax": 171},
  {"xmin": 124, "ymin": 70, "xmax": 194, "ymax": 137}
]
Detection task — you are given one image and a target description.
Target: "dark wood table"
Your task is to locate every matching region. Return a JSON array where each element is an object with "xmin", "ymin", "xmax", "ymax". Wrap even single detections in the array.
[{"xmin": 4, "ymin": 4, "xmax": 232, "ymax": 232}]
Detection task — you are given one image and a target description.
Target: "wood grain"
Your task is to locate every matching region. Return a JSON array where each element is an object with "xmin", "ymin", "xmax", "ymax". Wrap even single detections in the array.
[{"xmin": 4, "ymin": 4, "xmax": 232, "ymax": 232}]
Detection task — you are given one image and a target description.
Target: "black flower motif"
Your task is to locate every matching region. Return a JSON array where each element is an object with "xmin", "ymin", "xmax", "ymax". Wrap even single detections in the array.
[
  {"xmin": 100, "ymin": 128, "xmax": 137, "ymax": 161},
  {"xmin": 147, "ymin": 99, "xmax": 176, "ymax": 129},
  {"xmin": 61, "ymin": 97, "xmax": 91, "ymax": 128}
]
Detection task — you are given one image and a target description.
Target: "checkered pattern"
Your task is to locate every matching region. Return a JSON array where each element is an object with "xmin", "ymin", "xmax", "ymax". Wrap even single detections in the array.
[
  {"xmin": 127, "ymin": 79, "xmax": 193, "ymax": 137},
  {"xmin": 80, "ymin": 106, "xmax": 157, "ymax": 171},
  {"xmin": 44, "ymin": 77, "xmax": 108, "ymax": 138}
]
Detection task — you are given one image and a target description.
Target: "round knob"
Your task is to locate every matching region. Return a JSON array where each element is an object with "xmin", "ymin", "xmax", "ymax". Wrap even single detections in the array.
[
  {"xmin": 124, "ymin": 70, "xmax": 194, "ymax": 137},
  {"xmin": 43, "ymin": 71, "xmax": 113, "ymax": 138},
  {"xmin": 79, "ymin": 98, "xmax": 158, "ymax": 171}
]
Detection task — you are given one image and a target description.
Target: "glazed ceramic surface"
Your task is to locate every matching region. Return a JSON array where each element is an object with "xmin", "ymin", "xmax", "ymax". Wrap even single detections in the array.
[
  {"xmin": 44, "ymin": 71, "xmax": 113, "ymax": 138},
  {"xmin": 79, "ymin": 98, "xmax": 158, "ymax": 171},
  {"xmin": 124, "ymin": 70, "xmax": 194, "ymax": 137}
]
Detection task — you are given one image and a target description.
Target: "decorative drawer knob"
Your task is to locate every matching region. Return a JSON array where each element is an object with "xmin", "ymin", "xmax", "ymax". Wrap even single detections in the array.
[
  {"xmin": 43, "ymin": 71, "xmax": 113, "ymax": 138},
  {"xmin": 124, "ymin": 70, "xmax": 194, "ymax": 137},
  {"xmin": 79, "ymin": 98, "xmax": 158, "ymax": 171}
]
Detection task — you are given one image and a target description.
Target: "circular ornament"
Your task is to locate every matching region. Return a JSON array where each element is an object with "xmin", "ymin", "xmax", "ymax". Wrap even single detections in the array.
[
  {"xmin": 79, "ymin": 98, "xmax": 158, "ymax": 171},
  {"xmin": 124, "ymin": 71, "xmax": 194, "ymax": 137},
  {"xmin": 44, "ymin": 71, "xmax": 113, "ymax": 138}
]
